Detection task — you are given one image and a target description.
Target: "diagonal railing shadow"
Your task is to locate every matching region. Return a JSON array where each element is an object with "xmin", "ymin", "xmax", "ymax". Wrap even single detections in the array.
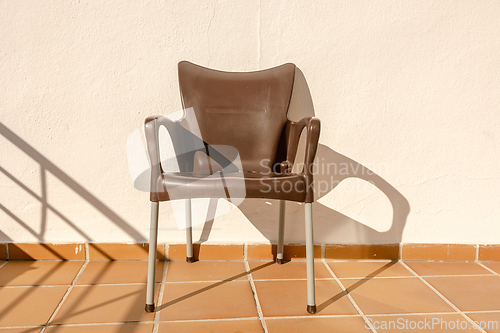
[
  {"xmin": 0, "ymin": 123, "xmax": 149, "ymax": 332},
  {"xmin": 317, "ymin": 261, "xmax": 397, "ymax": 312},
  {"xmin": 0, "ymin": 260, "xmax": 74, "ymax": 322},
  {"xmin": 158, "ymin": 260, "xmax": 398, "ymax": 314},
  {"xmin": 0, "ymin": 122, "xmax": 144, "ymax": 243},
  {"xmin": 158, "ymin": 261, "xmax": 274, "ymax": 311}
]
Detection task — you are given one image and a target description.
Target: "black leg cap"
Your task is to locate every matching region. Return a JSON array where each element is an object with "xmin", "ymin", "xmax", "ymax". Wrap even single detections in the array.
[
  {"xmin": 186, "ymin": 256, "xmax": 196, "ymax": 263},
  {"xmin": 307, "ymin": 305, "xmax": 317, "ymax": 314},
  {"xmin": 276, "ymin": 258, "xmax": 284, "ymax": 265},
  {"xmin": 145, "ymin": 304, "xmax": 155, "ymax": 313}
]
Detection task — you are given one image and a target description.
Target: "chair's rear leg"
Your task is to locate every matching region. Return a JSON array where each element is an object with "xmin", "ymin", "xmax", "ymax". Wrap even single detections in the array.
[
  {"xmin": 277, "ymin": 200, "xmax": 286, "ymax": 264},
  {"xmin": 185, "ymin": 199, "xmax": 195, "ymax": 263},
  {"xmin": 305, "ymin": 202, "xmax": 316, "ymax": 314},
  {"xmin": 145, "ymin": 201, "xmax": 159, "ymax": 313}
]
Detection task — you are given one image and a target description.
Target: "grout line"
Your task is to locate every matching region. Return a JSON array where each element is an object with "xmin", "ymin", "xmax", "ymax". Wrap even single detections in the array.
[
  {"xmin": 475, "ymin": 244, "xmax": 479, "ymax": 261},
  {"xmin": 321, "ymin": 243, "xmax": 325, "ymax": 260},
  {"xmin": 0, "ymin": 326, "xmax": 45, "ymax": 330},
  {"xmin": 400, "ymin": 261, "xmax": 488, "ymax": 333},
  {"xmin": 85, "ymin": 242, "xmax": 89, "ymax": 261},
  {"xmin": 399, "ymin": 243, "xmax": 403, "ymax": 261},
  {"xmin": 0, "ymin": 282, "xmax": 162, "ymax": 289},
  {"xmin": 322, "ymin": 259, "xmax": 400, "ymax": 263},
  {"xmin": 334, "ymin": 275, "xmax": 417, "ymax": 281},
  {"xmin": 0, "ymin": 261, "xmax": 7, "ymax": 271},
  {"xmin": 40, "ymin": 260, "xmax": 89, "ymax": 332},
  {"xmin": 162, "ymin": 276, "xmax": 327, "ymax": 283},
  {"xmin": 0, "ymin": 285, "xmax": 86, "ymax": 289},
  {"xmin": 251, "ymin": 277, "xmax": 334, "ymax": 282},
  {"xmin": 157, "ymin": 317, "xmax": 260, "ymax": 324},
  {"xmin": 463, "ymin": 309, "xmax": 500, "ymax": 314},
  {"xmin": 155, "ymin": 314, "xmax": 392, "ymax": 322},
  {"xmin": 244, "ymin": 260, "xmax": 268, "ymax": 333},
  {"xmin": 2, "ymin": 321, "xmax": 156, "ymax": 330},
  {"xmin": 403, "ymin": 259, "xmax": 478, "ymax": 263},
  {"xmin": 322, "ymin": 260, "xmax": 378, "ymax": 333},
  {"xmin": 263, "ymin": 314, "xmax": 364, "ymax": 320},
  {"xmin": 5, "ymin": 243, "xmax": 9, "ymax": 260},
  {"xmin": 152, "ymin": 260, "xmax": 170, "ymax": 333},
  {"xmin": 412, "ymin": 273, "xmax": 496, "ymax": 278},
  {"xmin": 338, "ymin": 273, "xmax": 495, "ymax": 280},
  {"xmin": 3, "ymin": 270, "xmax": 495, "ymax": 290},
  {"xmin": 366, "ymin": 311, "xmax": 462, "ymax": 317},
  {"xmin": 9, "ymin": 310, "xmax": 500, "ymax": 331},
  {"xmin": 243, "ymin": 243, "xmax": 248, "ymax": 261}
]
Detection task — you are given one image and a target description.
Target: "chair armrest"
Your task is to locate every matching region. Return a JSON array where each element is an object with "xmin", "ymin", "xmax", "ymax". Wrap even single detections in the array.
[
  {"xmin": 144, "ymin": 115, "xmax": 207, "ymax": 200},
  {"xmin": 144, "ymin": 115, "xmax": 241, "ymax": 201},
  {"xmin": 285, "ymin": 117, "xmax": 321, "ymax": 202},
  {"xmin": 144, "ymin": 116, "xmax": 168, "ymax": 201},
  {"xmin": 285, "ymin": 117, "xmax": 311, "ymax": 166}
]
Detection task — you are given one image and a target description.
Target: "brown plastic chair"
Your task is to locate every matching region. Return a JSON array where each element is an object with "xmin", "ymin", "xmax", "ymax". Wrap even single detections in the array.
[{"xmin": 144, "ymin": 61, "xmax": 320, "ymax": 314}]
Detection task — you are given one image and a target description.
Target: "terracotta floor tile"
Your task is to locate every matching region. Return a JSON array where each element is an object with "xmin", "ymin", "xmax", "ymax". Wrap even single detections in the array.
[
  {"xmin": 247, "ymin": 244, "xmax": 276, "ymax": 260},
  {"xmin": 51, "ymin": 284, "xmax": 158, "ymax": 324},
  {"xmin": 425, "ymin": 276, "xmax": 500, "ymax": 311},
  {"xmin": 44, "ymin": 324, "xmax": 154, "ymax": 333},
  {"xmin": 483, "ymin": 262, "xmax": 500, "ymax": 275},
  {"xmin": 8, "ymin": 244, "xmax": 85, "ymax": 260},
  {"xmin": 0, "ymin": 286, "xmax": 68, "ymax": 326},
  {"xmin": 326, "ymin": 261, "xmax": 413, "ymax": 278},
  {"xmin": 88, "ymin": 243, "xmax": 162, "ymax": 260},
  {"xmin": 0, "ymin": 329, "xmax": 41, "ymax": 333},
  {"xmin": 76, "ymin": 261, "xmax": 164, "ymax": 285},
  {"xmin": 402, "ymin": 244, "xmax": 476, "ymax": 261},
  {"xmin": 168, "ymin": 244, "xmax": 243, "ymax": 261},
  {"xmin": 248, "ymin": 261, "xmax": 331, "ymax": 280},
  {"xmin": 341, "ymin": 277, "xmax": 454, "ymax": 314},
  {"xmin": 266, "ymin": 316, "xmax": 369, "ymax": 333},
  {"xmin": 325, "ymin": 244, "xmax": 399, "ymax": 260},
  {"xmin": 158, "ymin": 319, "xmax": 264, "ymax": 332},
  {"xmin": 466, "ymin": 312, "xmax": 500, "ymax": 332},
  {"xmin": 0, "ymin": 261, "xmax": 83, "ymax": 286},
  {"xmin": 160, "ymin": 280, "xmax": 257, "ymax": 321},
  {"xmin": 254, "ymin": 279, "xmax": 357, "ymax": 317},
  {"xmin": 406, "ymin": 262, "xmax": 493, "ymax": 276},
  {"xmin": 166, "ymin": 261, "xmax": 247, "ymax": 282},
  {"xmin": 366, "ymin": 314, "xmax": 482, "ymax": 332},
  {"xmin": 479, "ymin": 245, "xmax": 500, "ymax": 261}
]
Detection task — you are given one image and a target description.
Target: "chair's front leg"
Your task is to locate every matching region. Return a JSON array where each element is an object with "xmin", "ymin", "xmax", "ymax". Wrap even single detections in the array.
[
  {"xmin": 186, "ymin": 199, "xmax": 195, "ymax": 263},
  {"xmin": 277, "ymin": 200, "xmax": 286, "ymax": 264},
  {"xmin": 145, "ymin": 201, "xmax": 159, "ymax": 313},
  {"xmin": 305, "ymin": 202, "xmax": 316, "ymax": 314}
]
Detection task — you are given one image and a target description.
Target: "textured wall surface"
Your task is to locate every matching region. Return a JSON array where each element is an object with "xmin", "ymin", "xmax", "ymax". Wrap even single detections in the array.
[{"xmin": 1, "ymin": 0, "xmax": 499, "ymax": 244}]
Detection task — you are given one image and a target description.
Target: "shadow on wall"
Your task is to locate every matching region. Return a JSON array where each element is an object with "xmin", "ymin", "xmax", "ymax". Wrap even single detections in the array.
[
  {"xmin": 0, "ymin": 122, "xmax": 147, "ymax": 257},
  {"xmin": 0, "ymin": 122, "xmax": 157, "ymax": 329},
  {"xmin": 0, "ymin": 67, "xmax": 409, "ymax": 250},
  {"xmin": 200, "ymin": 68, "xmax": 410, "ymax": 248},
  {"xmin": 238, "ymin": 143, "xmax": 410, "ymax": 245},
  {"xmin": 0, "ymin": 68, "xmax": 409, "ymax": 324}
]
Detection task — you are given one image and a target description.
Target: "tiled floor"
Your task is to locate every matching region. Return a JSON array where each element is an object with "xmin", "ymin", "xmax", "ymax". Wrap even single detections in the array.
[{"xmin": 0, "ymin": 259, "xmax": 499, "ymax": 332}]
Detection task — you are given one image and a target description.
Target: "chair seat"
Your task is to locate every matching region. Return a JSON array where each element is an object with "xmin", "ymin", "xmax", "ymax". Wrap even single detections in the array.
[{"xmin": 156, "ymin": 171, "xmax": 306, "ymax": 202}]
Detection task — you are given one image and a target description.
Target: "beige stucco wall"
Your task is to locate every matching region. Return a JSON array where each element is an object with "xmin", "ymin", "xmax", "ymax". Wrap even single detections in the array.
[{"xmin": 1, "ymin": 0, "xmax": 499, "ymax": 245}]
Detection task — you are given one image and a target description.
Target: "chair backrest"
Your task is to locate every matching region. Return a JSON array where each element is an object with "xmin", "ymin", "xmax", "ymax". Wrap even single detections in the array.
[{"xmin": 178, "ymin": 61, "xmax": 296, "ymax": 173}]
